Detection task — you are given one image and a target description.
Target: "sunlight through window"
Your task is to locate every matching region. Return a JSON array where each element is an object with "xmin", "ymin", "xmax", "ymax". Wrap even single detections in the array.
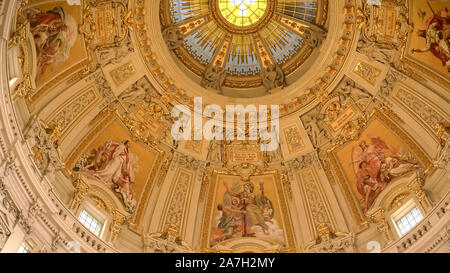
[
  {"xmin": 78, "ymin": 209, "xmax": 104, "ymax": 237},
  {"xmin": 219, "ymin": 0, "xmax": 268, "ymax": 27},
  {"xmin": 17, "ymin": 243, "xmax": 29, "ymax": 253},
  {"xmin": 395, "ymin": 207, "xmax": 424, "ymax": 237}
]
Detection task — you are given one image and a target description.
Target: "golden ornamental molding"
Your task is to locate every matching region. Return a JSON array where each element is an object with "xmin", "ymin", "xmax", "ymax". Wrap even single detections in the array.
[
  {"xmin": 70, "ymin": 177, "xmax": 90, "ymax": 211},
  {"xmin": 45, "ymin": 85, "xmax": 101, "ymax": 138},
  {"xmin": 392, "ymin": 84, "xmax": 449, "ymax": 145},
  {"xmin": 389, "ymin": 192, "xmax": 410, "ymax": 211},
  {"xmin": 370, "ymin": 208, "xmax": 391, "ymax": 242}
]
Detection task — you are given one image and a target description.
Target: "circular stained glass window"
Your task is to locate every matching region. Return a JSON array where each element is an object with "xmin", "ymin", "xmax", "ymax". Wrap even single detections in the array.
[
  {"xmin": 163, "ymin": 0, "xmax": 326, "ymax": 94},
  {"xmin": 218, "ymin": 0, "xmax": 268, "ymax": 27}
]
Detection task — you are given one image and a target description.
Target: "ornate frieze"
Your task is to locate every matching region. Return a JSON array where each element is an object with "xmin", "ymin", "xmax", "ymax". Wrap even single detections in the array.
[
  {"xmin": 171, "ymin": 153, "xmax": 201, "ymax": 171},
  {"xmin": 306, "ymin": 232, "xmax": 355, "ymax": 253},
  {"xmin": 289, "ymin": 152, "xmax": 321, "ymax": 170},
  {"xmin": 143, "ymin": 224, "xmax": 192, "ymax": 253},
  {"xmin": 393, "ymin": 87, "xmax": 449, "ymax": 141},
  {"xmin": 297, "ymin": 168, "xmax": 332, "ymax": 232},
  {"xmin": 47, "ymin": 87, "xmax": 100, "ymax": 136},
  {"xmin": 353, "ymin": 60, "xmax": 382, "ymax": 86},
  {"xmin": 164, "ymin": 171, "xmax": 192, "ymax": 230}
]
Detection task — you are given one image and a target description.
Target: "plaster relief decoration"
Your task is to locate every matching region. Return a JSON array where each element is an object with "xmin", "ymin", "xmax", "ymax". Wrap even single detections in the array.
[
  {"xmin": 226, "ymin": 141, "xmax": 262, "ymax": 165},
  {"xmin": 110, "ymin": 61, "xmax": 136, "ymax": 87},
  {"xmin": 353, "ymin": 60, "xmax": 382, "ymax": 86},
  {"xmin": 184, "ymin": 140, "xmax": 203, "ymax": 155},
  {"xmin": 164, "ymin": 171, "xmax": 193, "ymax": 230},
  {"xmin": 204, "ymin": 172, "xmax": 294, "ymax": 251},
  {"xmin": 23, "ymin": 116, "xmax": 64, "ymax": 176},
  {"xmin": 283, "ymin": 125, "xmax": 305, "ymax": 154},
  {"xmin": 46, "ymin": 85, "xmax": 100, "ymax": 137},
  {"xmin": 115, "ymin": 76, "xmax": 174, "ymax": 145},
  {"xmin": 301, "ymin": 109, "xmax": 330, "ymax": 148},
  {"xmin": 326, "ymin": 113, "xmax": 431, "ymax": 222},
  {"xmin": 360, "ymin": 0, "xmax": 412, "ymax": 47},
  {"xmin": 144, "ymin": 224, "xmax": 192, "ymax": 253},
  {"xmin": 118, "ymin": 76, "xmax": 155, "ymax": 109},
  {"xmin": 392, "ymin": 85, "xmax": 449, "ymax": 141},
  {"xmin": 408, "ymin": 1, "xmax": 449, "ymax": 76},
  {"xmin": 201, "ymin": 64, "xmax": 227, "ymax": 93},
  {"xmin": 162, "ymin": 26, "xmax": 184, "ymax": 50},
  {"xmin": 334, "ymin": 77, "xmax": 373, "ymax": 110},
  {"xmin": 71, "ymin": 120, "xmax": 158, "ymax": 213},
  {"xmin": 298, "ymin": 168, "xmax": 332, "ymax": 234},
  {"xmin": 301, "ymin": 77, "xmax": 373, "ymax": 148},
  {"xmin": 261, "ymin": 64, "xmax": 286, "ymax": 92},
  {"xmin": 80, "ymin": 0, "xmax": 134, "ymax": 69}
]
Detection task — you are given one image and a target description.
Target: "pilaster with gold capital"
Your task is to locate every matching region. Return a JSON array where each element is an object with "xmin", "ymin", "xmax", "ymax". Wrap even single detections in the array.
[
  {"xmin": 408, "ymin": 177, "xmax": 432, "ymax": 212},
  {"xmin": 70, "ymin": 178, "xmax": 89, "ymax": 211},
  {"xmin": 370, "ymin": 209, "xmax": 392, "ymax": 243},
  {"xmin": 109, "ymin": 210, "xmax": 126, "ymax": 242}
]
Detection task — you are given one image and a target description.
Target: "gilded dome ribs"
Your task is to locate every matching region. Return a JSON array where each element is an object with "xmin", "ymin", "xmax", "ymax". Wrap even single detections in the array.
[
  {"xmin": 164, "ymin": 0, "xmax": 326, "ymax": 95},
  {"xmin": 176, "ymin": 13, "xmax": 213, "ymax": 36}
]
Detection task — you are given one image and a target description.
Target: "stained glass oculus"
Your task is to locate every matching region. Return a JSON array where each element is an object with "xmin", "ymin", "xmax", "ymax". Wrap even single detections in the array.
[
  {"xmin": 218, "ymin": 0, "xmax": 268, "ymax": 27},
  {"xmin": 164, "ymin": 0, "xmax": 325, "ymax": 90}
]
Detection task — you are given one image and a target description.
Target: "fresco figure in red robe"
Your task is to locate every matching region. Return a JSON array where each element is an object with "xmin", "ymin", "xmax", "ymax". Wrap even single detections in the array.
[
  {"xmin": 352, "ymin": 137, "xmax": 420, "ymax": 212},
  {"xmin": 413, "ymin": 8, "xmax": 450, "ymax": 72},
  {"xmin": 25, "ymin": 6, "xmax": 77, "ymax": 82},
  {"xmin": 77, "ymin": 140, "xmax": 138, "ymax": 212}
]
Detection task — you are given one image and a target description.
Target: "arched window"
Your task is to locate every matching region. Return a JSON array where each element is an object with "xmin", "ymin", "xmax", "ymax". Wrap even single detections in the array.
[
  {"xmin": 391, "ymin": 199, "xmax": 424, "ymax": 237},
  {"xmin": 77, "ymin": 202, "xmax": 107, "ymax": 238}
]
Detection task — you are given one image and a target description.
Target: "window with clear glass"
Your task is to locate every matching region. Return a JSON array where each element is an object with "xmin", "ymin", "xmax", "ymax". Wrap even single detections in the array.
[
  {"xmin": 394, "ymin": 206, "xmax": 424, "ymax": 237},
  {"xmin": 17, "ymin": 243, "xmax": 29, "ymax": 253},
  {"xmin": 78, "ymin": 209, "xmax": 104, "ymax": 237}
]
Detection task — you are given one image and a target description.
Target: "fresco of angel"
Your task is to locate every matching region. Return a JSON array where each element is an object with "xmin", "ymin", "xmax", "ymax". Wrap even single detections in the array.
[
  {"xmin": 412, "ymin": 7, "xmax": 450, "ymax": 72},
  {"xmin": 352, "ymin": 137, "xmax": 420, "ymax": 212},
  {"xmin": 25, "ymin": 6, "xmax": 78, "ymax": 82},
  {"xmin": 211, "ymin": 180, "xmax": 283, "ymax": 246},
  {"xmin": 75, "ymin": 140, "xmax": 138, "ymax": 212}
]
